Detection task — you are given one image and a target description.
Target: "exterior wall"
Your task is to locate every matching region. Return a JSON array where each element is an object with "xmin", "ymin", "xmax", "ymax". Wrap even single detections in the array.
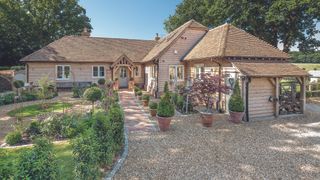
[
  {"xmin": 27, "ymin": 62, "xmax": 112, "ymax": 85},
  {"xmin": 158, "ymin": 28, "xmax": 206, "ymax": 93},
  {"xmin": 248, "ymin": 77, "xmax": 275, "ymax": 119}
]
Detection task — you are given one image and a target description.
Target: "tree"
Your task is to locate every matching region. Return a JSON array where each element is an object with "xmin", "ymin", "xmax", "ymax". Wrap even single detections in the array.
[
  {"xmin": 83, "ymin": 87, "xmax": 102, "ymax": 112},
  {"xmin": 0, "ymin": 0, "xmax": 92, "ymax": 66},
  {"xmin": 164, "ymin": 0, "xmax": 320, "ymax": 52}
]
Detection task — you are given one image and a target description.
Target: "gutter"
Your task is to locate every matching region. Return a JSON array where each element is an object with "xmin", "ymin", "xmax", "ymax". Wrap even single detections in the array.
[
  {"xmin": 155, "ymin": 59, "xmax": 159, "ymax": 98},
  {"xmin": 245, "ymin": 77, "xmax": 251, "ymax": 122}
]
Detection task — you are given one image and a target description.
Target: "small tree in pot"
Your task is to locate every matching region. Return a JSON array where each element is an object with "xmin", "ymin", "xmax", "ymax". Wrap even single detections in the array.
[
  {"xmin": 83, "ymin": 87, "xmax": 102, "ymax": 113},
  {"xmin": 137, "ymin": 91, "xmax": 142, "ymax": 100},
  {"xmin": 157, "ymin": 82, "xmax": 175, "ymax": 131},
  {"xmin": 190, "ymin": 73, "xmax": 229, "ymax": 127},
  {"xmin": 142, "ymin": 94, "xmax": 150, "ymax": 106},
  {"xmin": 228, "ymin": 80, "xmax": 244, "ymax": 123},
  {"xmin": 149, "ymin": 101, "xmax": 158, "ymax": 117}
]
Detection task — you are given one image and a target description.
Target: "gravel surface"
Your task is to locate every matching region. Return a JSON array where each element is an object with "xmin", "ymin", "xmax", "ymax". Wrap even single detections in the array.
[{"xmin": 115, "ymin": 111, "xmax": 320, "ymax": 179}]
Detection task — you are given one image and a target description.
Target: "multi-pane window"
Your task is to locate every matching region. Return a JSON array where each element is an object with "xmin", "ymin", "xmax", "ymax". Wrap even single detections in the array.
[
  {"xmin": 92, "ymin": 66, "xmax": 105, "ymax": 78},
  {"xmin": 169, "ymin": 65, "xmax": 184, "ymax": 81},
  {"xmin": 56, "ymin": 65, "xmax": 70, "ymax": 80},
  {"xmin": 134, "ymin": 66, "xmax": 140, "ymax": 77}
]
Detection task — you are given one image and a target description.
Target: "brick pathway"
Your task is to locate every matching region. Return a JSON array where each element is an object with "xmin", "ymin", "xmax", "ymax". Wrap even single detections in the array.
[{"xmin": 119, "ymin": 90, "xmax": 156, "ymax": 132}]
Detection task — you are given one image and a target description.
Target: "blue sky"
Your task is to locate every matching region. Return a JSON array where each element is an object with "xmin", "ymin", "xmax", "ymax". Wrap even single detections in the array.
[{"xmin": 79, "ymin": 0, "xmax": 181, "ymax": 40}]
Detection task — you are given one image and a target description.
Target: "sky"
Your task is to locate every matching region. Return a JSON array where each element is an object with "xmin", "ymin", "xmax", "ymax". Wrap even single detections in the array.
[{"xmin": 79, "ymin": 0, "xmax": 182, "ymax": 40}]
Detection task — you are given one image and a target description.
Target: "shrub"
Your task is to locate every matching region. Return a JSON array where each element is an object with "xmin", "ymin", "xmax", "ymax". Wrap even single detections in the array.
[
  {"xmin": 10, "ymin": 66, "xmax": 25, "ymax": 71},
  {"xmin": 109, "ymin": 105, "xmax": 124, "ymax": 150},
  {"xmin": 0, "ymin": 92, "xmax": 15, "ymax": 105},
  {"xmin": 21, "ymin": 91, "xmax": 38, "ymax": 101},
  {"xmin": 5, "ymin": 131, "xmax": 22, "ymax": 145},
  {"xmin": 228, "ymin": 80, "xmax": 244, "ymax": 112},
  {"xmin": 176, "ymin": 95, "xmax": 184, "ymax": 111},
  {"xmin": 26, "ymin": 121, "xmax": 42, "ymax": 138},
  {"xmin": 164, "ymin": 81, "xmax": 169, "ymax": 93},
  {"xmin": 137, "ymin": 90, "xmax": 142, "ymax": 96},
  {"xmin": 157, "ymin": 97, "xmax": 175, "ymax": 117},
  {"xmin": 142, "ymin": 94, "xmax": 150, "ymax": 102},
  {"xmin": 13, "ymin": 80, "xmax": 24, "ymax": 89},
  {"xmin": 72, "ymin": 86, "xmax": 81, "ymax": 98},
  {"xmin": 306, "ymin": 91, "xmax": 312, "ymax": 98},
  {"xmin": 134, "ymin": 86, "xmax": 140, "ymax": 96},
  {"xmin": 92, "ymin": 112, "xmax": 115, "ymax": 166},
  {"xmin": 149, "ymin": 101, "xmax": 158, "ymax": 109},
  {"xmin": 72, "ymin": 130, "xmax": 99, "ymax": 180},
  {"xmin": 97, "ymin": 78, "xmax": 106, "ymax": 85},
  {"xmin": 16, "ymin": 137, "xmax": 58, "ymax": 179},
  {"xmin": 41, "ymin": 115, "xmax": 63, "ymax": 138},
  {"xmin": 170, "ymin": 92, "xmax": 178, "ymax": 105},
  {"xmin": 83, "ymin": 87, "xmax": 103, "ymax": 111}
]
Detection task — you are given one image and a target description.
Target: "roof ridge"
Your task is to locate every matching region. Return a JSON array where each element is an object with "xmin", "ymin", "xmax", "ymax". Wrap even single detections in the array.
[{"xmin": 70, "ymin": 35, "xmax": 155, "ymax": 42}]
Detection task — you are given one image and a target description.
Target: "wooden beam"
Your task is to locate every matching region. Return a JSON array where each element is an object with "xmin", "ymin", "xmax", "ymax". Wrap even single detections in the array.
[
  {"xmin": 275, "ymin": 77, "xmax": 280, "ymax": 117},
  {"xmin": 301, "ymin": 76, "xmax": 306, "ymax": 114},
  {"xmin": 268, "ymin": 78, "xmax": 276, "ymax": 87}
]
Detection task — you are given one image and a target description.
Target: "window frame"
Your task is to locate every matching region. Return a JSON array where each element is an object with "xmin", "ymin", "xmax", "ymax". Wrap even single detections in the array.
[
  {"xmin": 92, "ymin": 65, "xmax": 105, "ymax": 78},
  {"xmin": 56, "ymin": 65, "xmax": 71, "ymax": 80},
  {"xmin": 134, "ymin": 65, "xmax": 141, "ymax": 77},
  {"xmin": 169, "ymin": 65, "xmax": 184, "ymax": 81}
]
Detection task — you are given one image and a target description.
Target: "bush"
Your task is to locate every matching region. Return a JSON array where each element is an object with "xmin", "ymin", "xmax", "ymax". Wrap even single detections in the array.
[
  {"xmin": 176, "ymin": 95, "xmax": 184, "ymax": 111},
  {"xmin": 149, "ymin": 101, "xmax": 158, "ymax": 109},
  {"xmin": 0, "ymin": 92, "xmax": 15, "ymax": 105},
  {"xmin": 157, "ymin": 97, "xmax": 175, "ymax": 117},
  {"xmin": 13, "ymin": 80, "xmax": 24, "ymax": 89},
  {"xmin": 97, "ymin": 78, "xmax": 106, "ymax": 85},
  {"xmin": 142, "ymin": 94, "xmax": 150, "ymax": 101},
  {"xmin": 21, "ymin": 91, "xmax": 38, "ymax": 101},
  {"xmin": 164, "ymin": 81, "xmax": 169, "ymax": 93},
  {"xmin": 228, "ymin": 80, "xmax": 244, "ymax": 112},
  {"xmin": 306, "ymin": 91, "xmax": 312, "ymax": 98},
  {"xmin": 109, "ymin": 105, "xmax": 124, "ymax": 150},
  {"xmin": 137, "ymin": 90, "xmax": 142, "ymax": 96},
  {"xmin": 170, "ymin": 92, "xmax": 178, "ymax": 105},
  {"xmin": 72, "ymin": 130, "xmax": 100, "ymax": 180},
  {"xmin": 41, "ymin": 115, "xmax": 63, "ymax": 138},
  {"xmin": 5, "ymin": 131, "xmax": 22, "ymax": 145},
  {"xmin": 72, "ymin": 86, "xmax": 81, "ymax": 98},
  {"xmin": 134, "ymin": 86, "xmax": 140, "ymax": 96},
  {"xmin": 83, "ymin": 87, "xmax": 103, "ymax": 111},
  {"xmin": 26, "ymin": 121, "xmax": 42, "ymax": 138},
  {"xmin": 10, "ymin": 66, "xmax": 25, "ymax": 71},
  {"xmin": 16, "ymin": 137, "xmax": 58, "ymax": 179}
]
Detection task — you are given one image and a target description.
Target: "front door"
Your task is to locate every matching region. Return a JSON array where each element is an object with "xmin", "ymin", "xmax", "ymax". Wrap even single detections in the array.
[{"xmin": 119, "ymin": 67, "xmax": 128, "ymax": 88}]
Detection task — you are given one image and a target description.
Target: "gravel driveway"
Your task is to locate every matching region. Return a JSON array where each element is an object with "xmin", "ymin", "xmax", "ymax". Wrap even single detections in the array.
[{"xmin": 115, "ymin": 112, "xmax": 320, "ymax": 179}]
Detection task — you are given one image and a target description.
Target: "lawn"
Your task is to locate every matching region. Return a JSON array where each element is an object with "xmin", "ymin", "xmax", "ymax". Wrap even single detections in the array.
[
  {"xmin": 7, "ymin": 102, "xmax": 72, "ymax": 117},
  {"xmin": 0, "ymin": 142, "xmax": 74, "ymax": 179},
  {"xmin": 294, "ymin": 63, "xmax": 320, "ymax": 71}
]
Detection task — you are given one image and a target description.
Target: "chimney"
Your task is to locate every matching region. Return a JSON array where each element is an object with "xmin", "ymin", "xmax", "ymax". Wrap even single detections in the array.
[
  {"xmin": 81, "ymin": 27, "xmax": 90, "ymax": 37},
  {"xmin": 154, "ymin": 33, "xmax": 160, "ymax": 41}
]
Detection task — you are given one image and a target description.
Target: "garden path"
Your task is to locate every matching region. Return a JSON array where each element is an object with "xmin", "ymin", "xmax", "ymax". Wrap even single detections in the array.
[{"xmin": 119, "ymin": 90, "xmax": 156, "ymax": 132}]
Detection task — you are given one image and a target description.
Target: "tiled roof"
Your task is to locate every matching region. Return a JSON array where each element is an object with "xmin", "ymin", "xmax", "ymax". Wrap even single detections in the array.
[
  {"xmin": 184, "ymin": 23, "xmax": 289, "ymax": 60},
  {"xmin": 21, "ymin": 36, "xmax": 156, "ymax": 63},
  {"xmin": 142, "ymin": 19, "xmax": 208, "ymax": 62},
  {"xmin": 233, "ymin": 62, "xmax": 309, "ymax": 77}
]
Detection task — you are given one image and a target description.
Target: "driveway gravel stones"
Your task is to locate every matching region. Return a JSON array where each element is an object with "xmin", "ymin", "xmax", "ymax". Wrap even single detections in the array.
[{"xmin": 115, "ymin": 111, "xmax": 320, "ymax": 179}]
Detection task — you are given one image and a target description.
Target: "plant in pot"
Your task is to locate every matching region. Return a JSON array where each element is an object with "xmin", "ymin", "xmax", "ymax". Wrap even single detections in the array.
[
  {"xmin": 228, "ymin": 80, "xmax": 245, "ymax": 123},
  {"xmin": 137, "ymin": 91, "xmax": 143, "ymax": 100},
  {"xmin": 129, "ymin": 77, "xmax": 134, "ymax": 91},
  {"xmin": 149, "ymin": 101, "xmax": 158, "ymax": 117},
  {"xmin": 157, "ymin": 92, "xmax": 175, "ymax": 131},
  {"xmin": 134, "ymin": 86, "xmax": 140, "ymax": 96},
  {"xmin": 190, "ymin": 73, "xmax": 230, "ymax": 127},
  {"xmin": 142, "ymin": 94, "xmax": 150, "ymax": 106}
]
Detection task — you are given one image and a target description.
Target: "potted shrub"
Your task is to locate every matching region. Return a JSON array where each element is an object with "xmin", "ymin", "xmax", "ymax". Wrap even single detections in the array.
[
  {"xmin": 134, "ymin": 86, "xmax": 140, "ymax": 96},
  {"xmin": 157, "ymin": 93, "xmax": 175, "ymax": 131},
  {"xmin": 97, "ymin": 78, "xmax": 106, "ymax": 89},
  {"xmin": 142, "ymin": 94, "xmax": 150, "ymax": 106},
  {"xmin": 190, "ymin": 73, "xmax": 229, "ymax": 127},
  {"xmin": 149, "ymin": 101, "xmax": 158, "ymax": 117},
  {"xmin": 137, "ymin": 91, "xmax": 142, "ymax": 100},
  {"xmin": 228, "ymin": 80, "xmax": 245, "ymax": 123},
  {"xmin": 83, "ymin": 87, "xmax": 103, "ymax": 112}
]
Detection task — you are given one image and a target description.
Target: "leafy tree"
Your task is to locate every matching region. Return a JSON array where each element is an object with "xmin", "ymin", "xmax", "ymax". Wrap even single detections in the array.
[
  {"xmin": 0, "ymin": 0, "xmax": 92, "ymax": 66},
  {"xmin": 290, "ymin": 51, "xmax": 320, "ymax": 63},
  {"xmin": 83, "ymin": 87, "xmax": 102, "ymax": 112},
  {"xmin": 164, "ymin": 0, "xmax": 320, "ymax": 52}
]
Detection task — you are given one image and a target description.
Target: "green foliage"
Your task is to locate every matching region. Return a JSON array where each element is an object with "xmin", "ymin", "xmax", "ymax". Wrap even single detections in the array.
[
  {"xmin": 26, "ymin": 121, "xmax": 42, "ymax": 138},
  {"xmin": 137, "ymin": 90, "xmax": 142, "ymax": 96},
  {"xmin": 142, "ymin": 94, "xmax": 150, "ymax": 101},
  {"xmin": 16, "ymin": 137, "xmax": 58, "ymax": 179},
  {"xmin": 176, "ymin": 95, "xmax": 184, "ymax": 111},
  {"xmin": 134, "ymin": 86, "xmax": 140, "ymax": 96},
  {"xmin": 5, "ymin": 131, "xmax": 22, "ymax": 145},
  {"xmin": 97, "ymin": 78, "xmax": 106, "ymax": 85},
  {"xmin": 83, "ymin": 87, "xmax": 102, "ymax": 103},
  {"xmin": 21, "ymin": 91, "xmax": 38, "ymax": 101},
  {"xmin": 108, "ymin": 105, "xmax": 124, "ymax": 150},
  {"xmin": 38, "ymin": 76, "xmax": 54, "ymax": 102},
  {"xmin": 157, "ymin": 96, "xmax": 175, "ymax": 117},
  {"xmin": 290, "ymin": 51, "xmax": 320, "ymax": 63},
  {"xmin": 170, "ymin": 92, "xmax": 178, "ymax": 105},
  {"xmin": 72, "ymin": 86, "xmax": 81, "ymax": 98},
  {"xmin": 164, "ymin": 81, "xmax": 169, "ymax": 93},
  {"xmin": 228, "ymin": 80, "xmax": 244, "ymax": 112},
  {"xmin": 149, "ymin": 101, "xmax": 158, "ymax": 109},
  {"xmin": 13, "ymin": 80, "xmax": 24, "ymax": 89},
  {"xmin": 0, "ymin": 92, "xmax": 15, "ymax": 105},
  {"xmin": 306, "ymin": 91, "xmax": 312, "ymax": 98},
  {"xmin": 72, "ymin": 130, "xmax": 99, "ymax": 180},
  {"xmin": 164, "ymin": 0, "xmax": 320, "ymax": 52}
]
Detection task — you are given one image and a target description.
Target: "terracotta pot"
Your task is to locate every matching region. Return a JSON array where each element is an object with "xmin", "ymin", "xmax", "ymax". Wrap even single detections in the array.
[
  {"xmin": 150, "ymin": 109, "xmax": 157, "ymax": 117},
  {"xmin": 229, "ymin": 111, "xmax": 244, "ymax": 123},
  {"xmin": 142, "ymin": 100, "xmax": 148, "ymax": 106},
  {"xmin": 200, "ymin": 112, "xmax": 214, "ymax": 127},
  {"xmin": 156, "ymin": 115, "xmax": 172, "ymax": 131}
]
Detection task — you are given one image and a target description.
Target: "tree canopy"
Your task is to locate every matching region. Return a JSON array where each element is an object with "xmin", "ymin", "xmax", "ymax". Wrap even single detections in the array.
[
  {"xmin": 164, "ymin": 0, "xmax": 320, "ymax": 53},
  {"xmin": 0, "ymin": 0, "xmax": 92, "ymax": 66}
]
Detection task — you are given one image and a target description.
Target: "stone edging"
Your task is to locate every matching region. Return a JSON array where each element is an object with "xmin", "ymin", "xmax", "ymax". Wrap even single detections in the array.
[{"xmin": 104, "ymin": 126, "xmax": 129, "ymax": 180}]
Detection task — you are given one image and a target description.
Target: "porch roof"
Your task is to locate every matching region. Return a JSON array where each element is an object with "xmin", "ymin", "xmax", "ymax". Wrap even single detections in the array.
[
  {"xmin": 184, "ymin": 24, "xmax": 289, "ymax": 61},
  {"xmin": 233, "ymin": 62, "xmax": 309, "ymax": 77}
]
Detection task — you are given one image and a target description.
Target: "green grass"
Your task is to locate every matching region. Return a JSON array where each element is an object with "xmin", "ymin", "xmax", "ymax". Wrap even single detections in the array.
[
  {"xmin": 7, "ymin": 102, "xmax": 72, "ymax": 117},
  {"xmin": 294, "ymin": 63, "xmax": 320, "ymax": 71},
  {"xmin": 0, "ymin": 142, "xmax": 74, "ymax": 179}
]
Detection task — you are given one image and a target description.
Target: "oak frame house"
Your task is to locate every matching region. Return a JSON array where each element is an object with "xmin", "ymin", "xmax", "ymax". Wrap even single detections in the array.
[{"xmin": 21, "ymin": 20, "xmax": 308, "ymax": 121}]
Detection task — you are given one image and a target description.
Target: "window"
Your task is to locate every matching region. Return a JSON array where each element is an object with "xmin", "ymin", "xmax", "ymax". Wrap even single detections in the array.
[
  {"xmin": 92, "ymin": 65, "xmax": 105, "ymax": 78},
  {"xmin": 134, "ymin": 65, "xmax": 141, "ymax": 77},
  {"xmin": 169, "ymin": 65, "xmax": 184, "ymax": 81},
  {"xmin": 56, "ymin": 65, "xmax": 70, "ymax": 80}
]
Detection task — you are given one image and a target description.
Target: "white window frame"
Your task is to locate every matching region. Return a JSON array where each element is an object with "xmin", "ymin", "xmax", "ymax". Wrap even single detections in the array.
[
  {"xmin": 56, "ymin": 65, "xmax": 71, "ymax": 80},
  {"xmin": 92, "ymin": 65, "xmax": 105, "ymax": 78},
  {"xmin": 169, "ymin": 65, "xmax": 184, "ymax": 81},
  {"xmin": 134, "ymin": 65, "xmax": 141, "ymax": 77}
]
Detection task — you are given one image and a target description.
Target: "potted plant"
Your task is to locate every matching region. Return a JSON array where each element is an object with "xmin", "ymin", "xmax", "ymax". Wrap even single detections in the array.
[
  {"xmin": 149, "ymin": 101, "xmax": 158, "ymax": 117},
  {"xmin": 190, "ymin": 73, "xmax": 229, "ymax": 127},
  {"xmin": 142, "ymin": 94, "xmax": 150, "ymax": 106},
  {"xmin": 129, "ymin": 77, "xmax": 134, "ymax": 91},
  {"xmin": 137, "ymin": 91, "xmax": 142, "ymax": 100},
  {"xmin": 97, "ymin": 78, "xmax": 106, "ymax": 89},
  {"xmin": 228, "ymin": 80, "xmax": 245, "ymax": 123},
  {"xmin": 157, "ymin": 82, "xmax": 175, "ymax": 131},
  {"xmin": 134, "ymin": 86, "xmax": 140, "ymax": 96}
]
